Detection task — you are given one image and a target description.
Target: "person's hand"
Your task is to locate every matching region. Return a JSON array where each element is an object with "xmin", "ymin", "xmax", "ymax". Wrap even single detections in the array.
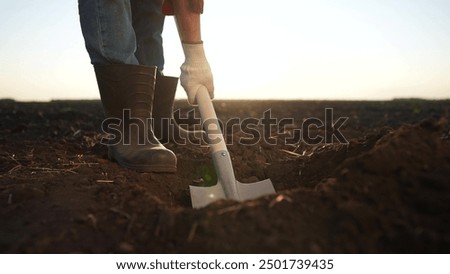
[{"xmin": 180, "ymin": 43, "xmax": 214, "ymax": 105}]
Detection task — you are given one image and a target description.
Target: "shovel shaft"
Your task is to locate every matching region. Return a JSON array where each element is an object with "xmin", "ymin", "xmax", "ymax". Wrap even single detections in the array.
[{"xmin": 195, "ymin": 87, "xmax": 227, "ymax": 153}]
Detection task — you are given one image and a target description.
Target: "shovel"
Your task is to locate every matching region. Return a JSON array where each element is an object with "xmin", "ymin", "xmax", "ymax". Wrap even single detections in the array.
[{"xmin": 189, "ymin": 86, "xmax": 276, "ymax": 208}]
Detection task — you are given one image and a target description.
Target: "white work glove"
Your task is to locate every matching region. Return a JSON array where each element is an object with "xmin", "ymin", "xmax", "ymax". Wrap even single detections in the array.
[{"xmin": 180, "ymin": 43, "xmax": 214, "ymax": 105}]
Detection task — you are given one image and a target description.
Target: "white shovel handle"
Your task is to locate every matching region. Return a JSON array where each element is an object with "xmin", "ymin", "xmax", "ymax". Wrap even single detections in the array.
[{"xmin": 195, "ymin": 86, "xmax": 227, "ymax": 153}]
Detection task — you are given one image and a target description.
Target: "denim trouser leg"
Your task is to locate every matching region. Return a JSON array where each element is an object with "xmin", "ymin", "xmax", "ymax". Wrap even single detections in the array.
[
  {"xmin": 78, "ymin": 0, "xmax": 164, "ymax": 68},
  {"xmin": 131, "ymin": 0, "xmax": 165, "ymax": 70}
]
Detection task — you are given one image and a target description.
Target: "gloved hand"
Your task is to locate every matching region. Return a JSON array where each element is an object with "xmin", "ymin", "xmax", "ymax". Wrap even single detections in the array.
[{"xmin": 180, "ymin": 43, "xmax": 214, "ymax": 105}]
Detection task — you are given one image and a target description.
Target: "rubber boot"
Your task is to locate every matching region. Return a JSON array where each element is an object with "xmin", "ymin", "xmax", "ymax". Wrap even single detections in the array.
[
  {"xmin": 152, "ymin": 73, "xmax": 206, "ymax": 145},
  {"xmin": 94, "ymin": 64, "xmax": 177, "ymax": 173}
]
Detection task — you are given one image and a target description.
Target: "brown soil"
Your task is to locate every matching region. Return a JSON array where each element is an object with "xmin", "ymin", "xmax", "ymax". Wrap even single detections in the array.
[{"xmin": 1, "ymin": 99, "xmax": 449, "ymax": 253}]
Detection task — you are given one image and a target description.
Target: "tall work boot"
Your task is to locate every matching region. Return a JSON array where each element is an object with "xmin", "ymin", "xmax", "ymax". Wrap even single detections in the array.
[
  {"xmin": 94, "ymin": 64, "xmax": 177, "ymax": 173},
  {"xmin": 152, "ymin": 73, "xmax": 205, "ymax": 145}
]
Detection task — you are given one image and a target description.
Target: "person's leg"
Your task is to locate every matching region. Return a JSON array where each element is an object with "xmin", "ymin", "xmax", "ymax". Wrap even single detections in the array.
[
  {"xmin": 78, "ymin": 0, "xmax": 177, "ymax": 172},
  {"xmin": 130, "ymin": 0, "xmax": 204, "ymax": 144},
  {"xmin": 130, "ymin": 0, "xmax": 165, "ymax": 69},
  {"xmin": 78, "ymin": 0, "xmax": 139, "ymax": 65},
  {"xmin": 152, "ymin": 73, "xmax": 206, "ymax": 145},
  {"xmin": 94, "ymin": 64, "xmax": 177, "ymax": 173}
]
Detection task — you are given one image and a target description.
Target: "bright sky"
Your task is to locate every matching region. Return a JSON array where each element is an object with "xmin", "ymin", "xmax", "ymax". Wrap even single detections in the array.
[{"xmin": 1, "ymin": 0, "xmax": 449, "ymax": 101}]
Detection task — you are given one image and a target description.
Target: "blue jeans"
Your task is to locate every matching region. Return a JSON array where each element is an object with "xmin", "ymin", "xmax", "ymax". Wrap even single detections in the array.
[{"xmin": 78, "ymin": 0, "xmax": 165, "ymax": 69}]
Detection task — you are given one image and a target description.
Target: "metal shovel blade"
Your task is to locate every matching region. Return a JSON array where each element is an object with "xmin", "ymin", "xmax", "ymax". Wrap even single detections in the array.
[
  {"xmin": 190, "ymin": 179, "xmax": 275, "ymax": 209},
  {"xmin": 190, "ymin": 184, "xmax": 225, "ymax": 209},
  {"xmin": 235, "ymin": 179, "xmax": 275, "ymax": 201}
]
